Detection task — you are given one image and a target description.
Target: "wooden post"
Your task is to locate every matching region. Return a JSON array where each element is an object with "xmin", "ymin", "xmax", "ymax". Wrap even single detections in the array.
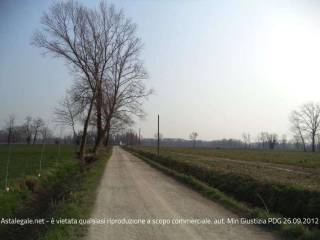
[
  {"xmin": 5, "ymin": 143, "xmax": 12, "ymax": 191},
  {"xmin": 157, "ymin": 114, "xmax": 160, "ymax": 156},
  {"xmin": 139, "ymin": 128, "xmax": 141, "ymax": 145}
]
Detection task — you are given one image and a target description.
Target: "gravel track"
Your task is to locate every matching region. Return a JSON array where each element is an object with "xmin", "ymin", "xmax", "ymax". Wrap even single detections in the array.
[{"xmin": 85, "ymin": 147, "xmax": 279, "ymax": 240}]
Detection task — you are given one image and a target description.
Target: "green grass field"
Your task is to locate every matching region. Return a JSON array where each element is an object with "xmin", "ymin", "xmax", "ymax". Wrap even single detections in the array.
[
  {"xmin": 0, "ymin": 144, "xmax": 76, "ymax": 189},
  {"xmin": 0, "ymin": 143, "xmax": 111, "ymax": 240}
]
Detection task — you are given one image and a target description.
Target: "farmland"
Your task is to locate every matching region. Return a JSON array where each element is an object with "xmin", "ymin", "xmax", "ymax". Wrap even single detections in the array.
[
  {"xmin": 139, "ymin": 146, "xmax": 320, "ymax": 168},
  {"xmin": 132, "ymin": 146, "xmax": 320, "ymax": 190},
  {"xmin": 0, "ymin": 144, "xmax": 75, "ymax": 189},
  {"xmin": 127, "ymin": 146, "xmax": 320, "ymax": 222}
]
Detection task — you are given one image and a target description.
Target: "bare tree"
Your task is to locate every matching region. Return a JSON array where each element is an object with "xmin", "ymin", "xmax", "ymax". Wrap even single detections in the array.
[
  {"xmin": 290, "ymin": 102, "xmax": 320, "ymax": 152},
  {"xmin": 32, "ymin": 0, "xmax": 113, "ymax": 159},
  {"xmin": 95, "ymin": 5, "xmax": 150, "ymax": 150},
  {"xmin": 23, "ymin": 116, "xmax": 33, "ymax": 144},
  {"xmin": 32, "ymin": 118, "xmax": 45, "ymax": 144},
  {"xmin": 257, "ymin": 132, "xmax": 277, "ymax": 149},
  {"xmin": 55, "ymin": 93, "xmax": 82, "ymax": 143},
  {"xmin": 292, "ymin": 135, "xmax": 301, "ymax": 150},
  {"xmin": 242, "ymin": 133, "xmax": 251, "ymax": 148},
  {"xmin": 280, "ymin": 134, "xmax": 287, "ymax": 149},
  {"xmin": 5, "ymin": 115, "xmax": 15, "ymax": 145},
  {"xmin": 290, "ymin": 111, "xmax": 307, "ymax": 152},
  {"xmin": 266, "ymin": 133, "xmax": 278, "ymax": 150},
  {"xmin": 40, "ymin": 125, "xmax": 52, "ymax": 144},
  {"xmin": 33, "ymin": 0, "xmax": 150, "ymax": 160},
  {"xmin": 257, "ymin": 132, "xmax": 268, "ymax": 149},
  {"xmin": 189, "ymin": 132, "xmax": 198, "ymax": 148},
  {"xmin": 317, "ymin": 134, "xmax": 320, "ymax": 151},
  {"xmin": 108, "ymin": 112, "xmax": 134, "ymax": 137}
]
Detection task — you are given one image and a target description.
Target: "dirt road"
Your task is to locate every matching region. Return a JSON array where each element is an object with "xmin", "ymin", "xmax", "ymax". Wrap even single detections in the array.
[{"xmin": 86, "ymin": 147, "xmax": 279, "ymax": 240}]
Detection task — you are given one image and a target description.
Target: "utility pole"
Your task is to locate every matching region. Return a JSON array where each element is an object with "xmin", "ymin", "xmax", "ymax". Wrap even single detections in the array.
[
  {"xmin": 138, "ymin": 128, "xmax": 141, "ymax": 145},
  {"xmin": 157, "ymin": 114, "xmax": 160, "ymax": 156}
]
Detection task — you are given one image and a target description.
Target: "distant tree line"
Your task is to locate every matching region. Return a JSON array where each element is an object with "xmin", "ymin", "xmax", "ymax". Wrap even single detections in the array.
[
  {"xmin": 140, "ymin": 137, "xmax": 298, "ymax": 150},
  {"xmin": 0, "ymin": 115, "xmax": 50, "ymax": 145},
  {"xmin": 4, "ymin": 101, "xmax": 320, "ymax": 153},
  {"xmin": 0, "ymin": 114, "xmax": 98, "ymax": 146},
  {"xmin": 110, "ymin": 130, "xmax": 140, "ymax": 146},
  {"xmin": 119, "ymin": 102, "xmax": 320, "ymax": 152}
]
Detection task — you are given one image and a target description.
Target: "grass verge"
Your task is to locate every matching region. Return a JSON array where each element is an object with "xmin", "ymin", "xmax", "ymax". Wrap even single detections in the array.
[
  {"xmin": 37, "ymin": 147, "xmax": 112, "ymax": 240},
  {"xmin": 0, "ymin": 147, "xmax": 112, "ymax": 240},
  {"xmin": 124, "ymin": 146, "xmax": 320, "ymax": 240}
]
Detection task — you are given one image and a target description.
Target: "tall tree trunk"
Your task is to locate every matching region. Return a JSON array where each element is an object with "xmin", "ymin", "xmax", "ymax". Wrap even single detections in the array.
[
  {"xmin": 33, "ymin": 130, "xmax": 38, "ymax": 145},
  {"xmin": 94, "ymin": 83, "xmax": 104, "ymax": 153},
  {"xmin": 7, "ymin": 129, "xmax": 12, "ymax": 145},
  {"xmin": 94, "ymin": 133, "xmax": 105, "ymax": 152},
  {"xmin": 94, "ymin": 119, "xmax": 110, "ymax": 152},
  {"xmin": 298, "ymin": 129, "xmax": 307, "ymax": 152},
  {"xmin": 312, "ymin": 133, "xmax": 315, "ymax": 152},
  {"xmin": 104, "ymin": 127, "xmax": 111, "ymax": 147},
  {"xmin": 302, "ymin": 142, "xmax": 306, "ymax": 152},
  {"xmin": 94, "ymin": 129, "xmax": 103, "ymax": 152},
  {"xmin": 79, "ymin": 96, "xmax": 95, "ymax": 162},
  {"xmin": 26, "ymin": 135, "xmax": 31, "ymax": 145}
]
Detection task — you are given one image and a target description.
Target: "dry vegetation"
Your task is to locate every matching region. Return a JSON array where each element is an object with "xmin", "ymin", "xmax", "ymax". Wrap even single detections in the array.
[{"xmin": 134, "ymin": 146, "xmax": 320, "ymax": 190}]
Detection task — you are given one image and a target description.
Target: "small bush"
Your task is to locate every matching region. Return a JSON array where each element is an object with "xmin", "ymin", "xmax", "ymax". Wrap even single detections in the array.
[
  {"xmin": 84, "ymin": 154, "xmax": 97, "ymax": 164},
  {"xmin": 0, "ymin": 161, "xmax": 79, "ymax": 239},
  {"xmin": 23, "ymin": 176, "xmax": 39, "ymax": 192}
]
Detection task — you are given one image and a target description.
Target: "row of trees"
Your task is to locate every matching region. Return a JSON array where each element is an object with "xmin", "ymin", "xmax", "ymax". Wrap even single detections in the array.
[
  {"xmin": 290, "ymin": 102, "xmax": 320, "ymax": 152},
  {"xmin": 32, "ymin": 0, "xmax": 150, "ymax": 161},
  {"xmin": 111, "ymin": 130, "xmax": 141, "ymax": 145},
  {"xmin": 242, "ymin": 132, "xmax": 285, "ymax": 150},
  {"xmin": 57, "ymin": 101, "xmax": 317, "ymax": 154},
  {"xmin": 0, "ymin": 115, "xmax": 50, "ymax": 145},
  {"xmin": 239, "ymin": 102, "xmax": 320, "ymax": 152},
  {"xmin": 146, "ymin": 103, "xmax": 319, "ymax": 151}
]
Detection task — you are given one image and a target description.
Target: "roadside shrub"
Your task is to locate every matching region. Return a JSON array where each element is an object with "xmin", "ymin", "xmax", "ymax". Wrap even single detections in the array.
[
  {"xmin": 84, "ymin": 154, "xmax": 97, "ymax": 164},
  {"xmin": 0, "ymin": 161, "xmax": 79, "ymax": 239},
  {"xmin": 23, "ymin": 176, "xmax": 39, "ymax": 192}
]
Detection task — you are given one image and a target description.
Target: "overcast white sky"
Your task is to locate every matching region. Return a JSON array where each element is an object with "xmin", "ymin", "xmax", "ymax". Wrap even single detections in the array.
[{"xmin": 1, "ymin": 0, "xmax": 320, "ymax": 140}]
